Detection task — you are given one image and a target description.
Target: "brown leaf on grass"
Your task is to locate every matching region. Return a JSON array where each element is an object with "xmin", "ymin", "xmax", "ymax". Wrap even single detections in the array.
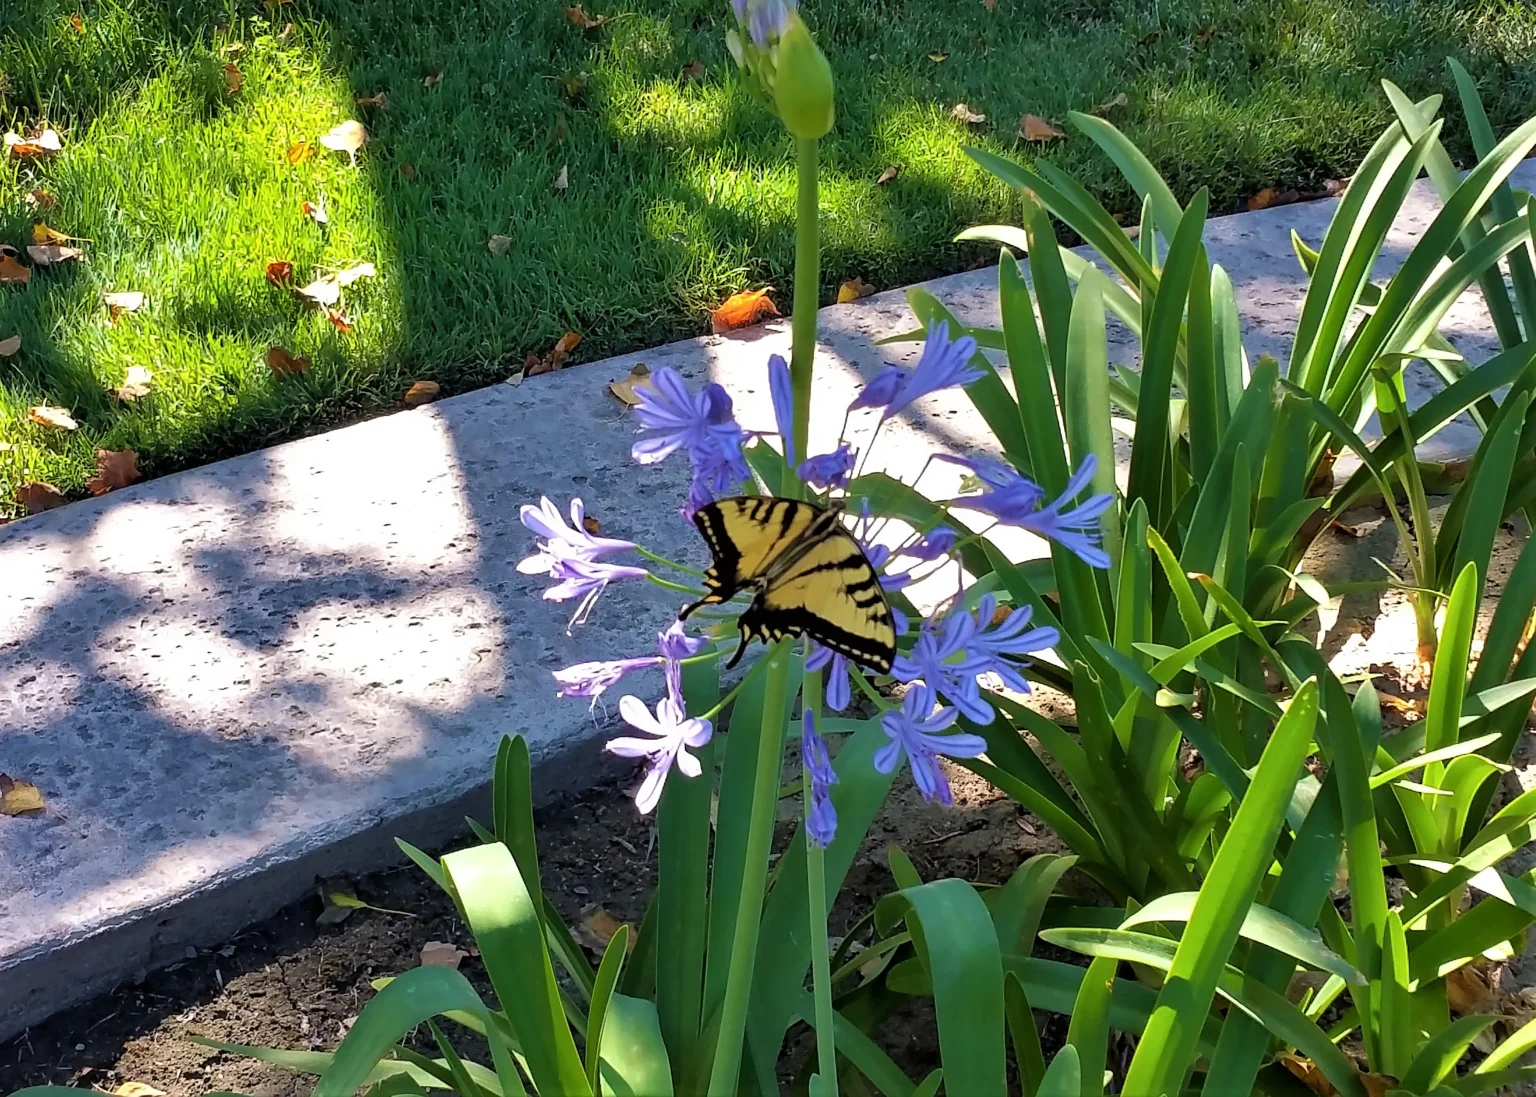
[
  {"xmin": 70, "ymin": 12, "xmax": 85, "ymax": 33},
  {"xmin": 710, "ymin": 287, "xmax": 779, "ymax": 333},
  {"xmin": 31, "ymin": 223, "xmax": 76, "ymax": 247},
  {"xmin": 302, "ymin": 196, "xmax": 328, "ymax": 224},
  {"xmin": 24, "ymin": 189, "xmax": 58, "ymax": 212},
  {"xmin": 28, "ymin": 404, "xmax": 78, "ymax": 430},
  {"xmin": 320, "ymin": 120, "xmax": 367, "ymax": 164},
  {"xmin": 927, "ymin": 51, "xmax": 949, "ymax": 63},
  {"xmin": 1092, "ymin": 92, "xmax": 1129, "ymax": 114},
  {"xmin": 1324, "ymin": 178, "xmax": 1348, "ymax": 197},
  {"xmin": 265, "ymin": 260, "xmax": 294, "ymax": 286},
  {"xmin": 27, "ymin": 244, "xmax": 82, "ymax": 265},
  {"xmin": 1248, "ymin": 187, "xmax": 1299, "ymax": 211},
  {"xmin": 982, "ymin": 0, "xmax": 997, "ymax": 9},
  {"xmin": 325, "ymin": 308, "xmax": 354, "ymax": 333},
  {"xmin": 525, "ymin": 331, "xmax": 584, "ymax": 377},
  {"xmin": 680, "ymin": 60, "xmax": 706, "ymax": 81},
  {"xmin": 286, "ymin": 140, "xmax": 315, "ymax": 165},
  {"xmin": 266, "ymin": 346, "xmax": 310, "ymax": 377},
  {"xmin": 420, "ymin": 941, "xmax": 469, "ymax": 969},
  {"xmin": 404, "ymin": 380, "xmax": 441, "ymax": 406},
  {"xmin": 1448, "ymin": 960, "xmax": 1498, "ymax": 1015},
  {"xmin": 355, "ymin": 91, "xmax": 389, "ymax": 109},
  {"xmin": 0, "ymin": 774, "xmax": 46, "ymax": 816},
  {"xmin": 608, "ymin": 362, "xmax": 653, "ymax": 406},
  {"xmin": 1019, "ymin": 114, "xmax": 1065, "ymax": 142},
  {"xmin": 400, "ymin": 163, "xmax": 417, "ymax": 180},
  {"xmin": 837, "ymin": 277, "xmax": 876, "ymax": 304},
  {"xmin": 113, "ymin": 365, "xmax": 154, "ymax": 400},
  {"xmin": 876, "ymin": 164, "xmax": 901, "ymax": 186},
  {"xmin": 488, "ymin": 234, "xmax": 513, "ymax": 256},
  {"xmin": 566, "ymin": 4, "xmax": 607, "ymax": 28},
  {"xmin": 574, "ymin": 907, "xmax": 628, "ymax": 952},
  {"xmin": 223, "ymin": 63, "xmax": 243, "ymax": 94},
  {"xmin": 86, "ymin": 449, "xmax": 140, "ymax": 495},
  {"xmin": 554, "ymin": 164, "xmax": 570, "ymax": 191},
  {"xmin": 0, "ymin": 335, "xmax": 19, "ymax": 357},
  {"xmin": 5, "ymin": 128, "xmax": 63, "ymax": 159},
  {"xmin": 950, "ymin": 102, "xmax": 986, "ymax": 124},
  {"xmin": 104, "ymin": 291, "xmax": 145, "ymax": 322},
  {"xmin": 422, "ymin": 70, "xmax": 444, "ymax": 88},
  {"xmin": 18, "ymin": 483, "xmax": 67, "ymax": 514},
  {"xmin": 0, "ymin": 246, "xmax": 30, "ymax": 285},
  {"xmin": 113, "ymin": 1084, "xmax": 167, "ymax": 1097}
]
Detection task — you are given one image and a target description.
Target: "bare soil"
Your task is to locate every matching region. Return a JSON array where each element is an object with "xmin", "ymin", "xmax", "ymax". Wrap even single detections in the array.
[{"xmin": 0, "ymin": 758, "xmax": 1060, "ymax": 1097}]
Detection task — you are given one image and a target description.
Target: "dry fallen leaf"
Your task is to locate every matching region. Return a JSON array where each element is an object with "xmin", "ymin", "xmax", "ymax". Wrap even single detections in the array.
[
  {"xmin": 1248, "ymin": 187, "xmax": 1299, "ymax": 211},
  {"xmin": 27, "ymin": 244, "xmax": 82, "ymax": 265},
  {"xmin": 567, "ymin": 4, "xmax": 607, "ymax": 28},
  {"xmin": 876, "ymin": 164, "xmax": 901, "ymax": 186},
  {"xmin": 982, "ymin": 0, "xmax": 997, "ymax": 10},
  {"xmin": 286, "ymin": 140, "xmax": 315, "ymax": 165},
  {"xmin": 1448, "ymin": 960, "xmax": 1498, "ymax": 1014},
  {"xmin": 927, "ymin": 51, "xmax": 949, "ymax": 63},
  {"xmin": 1019, "ymin": 114, "xmax": 1065, "ymax": 142},
  {"xmin": 325, "ymin": 307, "xmax": 354, "ymax": 333},
  {"xmin": 1324, "ymin": 178, "xmax": 1348, "ymax": 197},
  {"xmin": 1330, "ymin": 519, "xmax": 1368, "ymax": 538},
  {"xmin": 710, "ymin": 287, "xmax": 779, "ymax": 333},
  {"xmin": 837, "ymin": 277, "xmax": 876, "ymax": 304},
  {"xmin": 608, "ymin": 362, "xmax": 653, "ymax": 406},
  {"xmin": 404, "ymin": 379, "xmax": 441, "ymax": 406},
  {"xmin": 488, "ymin": 233, "xmax": 513, "ymax": 256},
  {"xmin": 265, "ymin": 260, "xmax": 294, "ymax": 286},
  {"xmin": 554, "ymin": 164, "xmax": 570, "ymax": 191},
  {"xmin": 28, "ymin": 404, "xmax": 78, "ymax": 431},
  {"xmin": 400, "ymin": 163, "xmax": 417, "ymax": 180},
  {"xmin": 266, "ymin": 346, "xmax": 310, "ymax": 377},
  {"xmin": 335, "ymin": 261, "xmax": 376, "ymax": 286},
  {"xmin": 1092, "ymin": 92, "xmax": 1129, "ymax": 114},
  {"xmin": 0, "ymin": 246, "xmax": 30, "ymax": 285},
  {"xmin": 223, "ymin": 63, "xmax": 243, "ymax": 94},
  {"xmin": 574, "ymin": 907, "xmax": 628, "ymax": 952},
  {"xmin": 1278, "ymin": 1054, "xmax": 1330, "ymax": 1096},
  {"xmin": 1359, "ymin": 1074, "xmax": 1397, "ymax": 1097},
  {"xmin": 525, "ymin": 331, "xmax": 584, "ymax": 377},
  {"xmin": 5, "ymin": 128, "xmax": 63, "ymax": 159},
  {"xmin": 302, "ymin": 196, "xmax": 329, "ymax": 225},
  {"xmin": 113, "ymin": 365, "xmax": 154, "ymax": 400},
  {"xmin": 70, "ymin": 12, "xmax": 85, "ymax": 33},
  {"xmin": 950, "ymin": 102, "xmax": 986, "ymax": 124},
  {"xmin": 87, "ymin": 448, "xmax": 140, "ymax": 495},
  {"xmin": 31, "ymin": 223, "xmax": 75, "ymax": 247},
  {"xmin": 297, "ymin": 276, "xmax": 341, "ymax": 307},
  {"xmin": 18, "ymin": 483, "xmax": 67, "ymax": 514},
  {"xmin": 114, "ymin": 1084, "xmax": 167, "ymax": 1097},
  {"xmin": 0, "ymin": 335, "xmax": 19, "ymax": 357},
  {"xmin": 422, "ymin": 70, "xmax": 444, "ymax": 88},
  {"xmin": 681, "ymin": 60, "xmax": 706, "ymax": 81},
  {"xmin": 0, "ymin": 774, "xmax": 46, "ymax": 816},
  {"xmin": 24, "ymin": 188, "xmax": 58, "ymax": 212},
  {"xmin": 420, "ymin": 942, "xmax": 469, "ymax": 969},
  {"xmin": 320, "ymin": 120, "xmax": 367, "ymax": 164},
  {"xmin": 104, "ymin": 291, "xmax": 145, "ymax": 321},
  {"xmin": 355, "ymin": 91, "xmax": 389, "ymax": 109}
]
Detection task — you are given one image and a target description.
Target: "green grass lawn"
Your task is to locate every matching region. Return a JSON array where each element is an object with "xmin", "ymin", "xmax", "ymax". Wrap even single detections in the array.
[{"xmin": 1, "ymin": 0, "xmax": 1534, "ymax": 510}]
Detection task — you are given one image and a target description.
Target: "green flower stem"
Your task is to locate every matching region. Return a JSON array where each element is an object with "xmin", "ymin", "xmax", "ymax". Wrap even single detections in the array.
[
  {"xmin": 790, "ymin": 136, "xmax": 821, "ymax": 467},
  {"xmin": 634, "ymin": 544, "xmax": 706, "ymax": 578},
  {"xmin": 801, "ymin": 668, "xmax": 838, "ymax": 1097},
  {"xmin": 706, "ymin": 638, "xmax": 793, "ymax": 1096},
  {"xmin": 645, "ymin": 573, "xmax": 706, "ymax": 597}
]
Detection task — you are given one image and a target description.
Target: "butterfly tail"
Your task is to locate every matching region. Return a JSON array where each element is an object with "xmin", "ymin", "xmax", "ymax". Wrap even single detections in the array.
[{"xmin": 724, "ymin": 628, "xmax": 752, "ymax": 669}]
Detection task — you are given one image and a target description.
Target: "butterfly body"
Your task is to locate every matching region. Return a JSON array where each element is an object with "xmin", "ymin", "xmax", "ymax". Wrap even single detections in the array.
[{"xmin": 679, "ymin": 496, "xmax": 896, "ymax": 673}]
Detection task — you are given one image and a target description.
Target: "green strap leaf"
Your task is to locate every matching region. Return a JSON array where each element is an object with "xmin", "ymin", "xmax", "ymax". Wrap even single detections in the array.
[{"xmin": 596, "ymin": 994, "xmax": 674, "ymax": 1097}]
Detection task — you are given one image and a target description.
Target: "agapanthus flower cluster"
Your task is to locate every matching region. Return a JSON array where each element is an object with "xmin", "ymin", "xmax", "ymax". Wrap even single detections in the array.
[{"xmin": 518, "ymin": 319, "xmax": 1112, "ymax": 831}]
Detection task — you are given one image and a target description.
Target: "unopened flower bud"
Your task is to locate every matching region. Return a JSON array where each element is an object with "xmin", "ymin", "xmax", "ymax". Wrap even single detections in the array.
[{"xmin": 772, "ymin": 13, "xmax": 834, "ymax": 139}]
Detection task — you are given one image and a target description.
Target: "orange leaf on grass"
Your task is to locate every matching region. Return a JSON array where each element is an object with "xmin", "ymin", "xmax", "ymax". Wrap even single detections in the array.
[
  {"xmin": 950, "ymin": 102, "xmax": 986, "ymax": 124},
  {"xmin": 325, "ymin": 308, "xmax": 354, "ymax": 333},
  {"xmin": 1019, "ymin": 114, "xmax": 1065, "ymax": 142},
  {"xmin": 86, "ymin": 449, "xmax": 140, "ymax": 495},
  {"xmin": 5, "ymin": 129, "xmax": 63, "ymax": 159},
  {"xmin": 265, "ymin": 260, "xmax": 294, "ymax": 286},
  {"xmin": 18, "ymin": 483, "xmax": 67, "ymax": 515},
  {"xmin": 0, "ymin": 246, "xmax": 30, "ymax": 285},
  {"xmin": 525, "ymin": 331, "xmax": 584, "ymax": 377},
  {"xmin": 286, "ymin": 140, "xmax": 315, "ymax": 165},
  {"xmin": 837, "ymin": 277, "xmax": 876, "ymax": 303},
  {"xmin": 404, "ymin": 380, "xmax": 441, "ymax": 406},
  {"xmin": 69, "ymin": 12, "xmax": 85, "ymax": 33},
  {"xmin": 355, "ymin": 91, "xmax": 389, "ymax": 109},
  {"xmin": 223, "ymin": 63, "xmax": 243, "ymax": 94},
  {"xmin": 680, "ymin": 60, "xmax": 705, "ymax": 81},
  {"xmin": 566, "ymin": 4, "xmax": 607, "ymax": 28},
  {"xmin": 24, "ymin": 189, "xmax": 58, "ymax": 212},
  {"xmin": 31, "ymin": 223, "xmax": 75, "ymax": 247},
  {"xmin": 710, "ymin": 288, "xmax": 779, "ymax": 334},
  {"xmin": 302, "ymin": 197, "xmax": 328, "ymax": 225},
  {"xmin": 266, "ymin": 346, "xmax": 310, "ymax": 377},
  {"xmin": 27, "ymin": 404, "xmax": 78, "ymax": 430}
]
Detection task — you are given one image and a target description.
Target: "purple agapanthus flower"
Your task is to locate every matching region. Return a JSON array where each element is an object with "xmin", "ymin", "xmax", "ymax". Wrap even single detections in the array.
[
  {"xmin": 744, "ymin": 0, "xmax": 796, "ymax": 47},
  {"xmin": 943, "ymin": 453, "xmax": 1114, "ymax": 569},
  {"xmin": 891, "ymin": 608, "xmax": 992, "ymax": 723},
  {"xmin": 768, "ymin": 354, "xmax": 798, "ymax": 467},
  {"xmin": 632, "ymin": 367, "xmax": 750, "ymax": 517},
  {"xmin": 874, "ymin": 684, "xmax": 988, "ymax": 806},
  {"xmin": 543, "ymin": 556, "xmax": 651, "ymax": 626},
  {"xmin": 848, "ymin": 321, "xmax": 982, "ymax": 421},
  {"xmin": 902, "ymin": 526, "xmax": 957, "ymax": 562},
  {"xmin": 518, "ymin": 497, "xmax": 637, "ymax": 574},
  {"xmin": 798, "ymin": 444, "xmax": 856, "ymax": 491},
  {"xmin": 554, "ymin": 621, "xmax": 706, "ymax": 705},
  {"xmin": 605, "ymin": 694, "xmax": 714, "ymax": 814},
  {"xmin": 961, "ymin": 594, "xmax": 1058, "ymax": 695},
  {"xmin": 801, "ymin": 709, "xmax": 838, "ymax": 847}
]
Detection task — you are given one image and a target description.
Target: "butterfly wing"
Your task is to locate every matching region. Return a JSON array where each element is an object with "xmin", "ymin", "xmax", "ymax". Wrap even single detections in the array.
[
  {"xmin": 740, "ymin": 525, "xmax": 896, "ymax": 674},
  {"xmin": 684, "ymin": 496, "xmax": 824, "ymax": 609}
]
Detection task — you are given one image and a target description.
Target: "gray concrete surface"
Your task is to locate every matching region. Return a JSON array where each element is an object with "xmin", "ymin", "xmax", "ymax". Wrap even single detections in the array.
[{"xmin": 2, "ymin": 161, "xmax": 1533, "ymax": 1038}]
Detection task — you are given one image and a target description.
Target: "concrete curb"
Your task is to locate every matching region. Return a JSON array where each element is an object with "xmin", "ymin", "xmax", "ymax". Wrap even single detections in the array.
[{"xmin": 3, "ymin": 161, "xmax": 1532, "ymax": 1037}]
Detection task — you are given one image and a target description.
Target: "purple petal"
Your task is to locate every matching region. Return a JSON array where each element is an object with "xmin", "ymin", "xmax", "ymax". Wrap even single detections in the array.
[{"xmin": 768, "ymin": 354, "xmax": 797, "ymax": 467}]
